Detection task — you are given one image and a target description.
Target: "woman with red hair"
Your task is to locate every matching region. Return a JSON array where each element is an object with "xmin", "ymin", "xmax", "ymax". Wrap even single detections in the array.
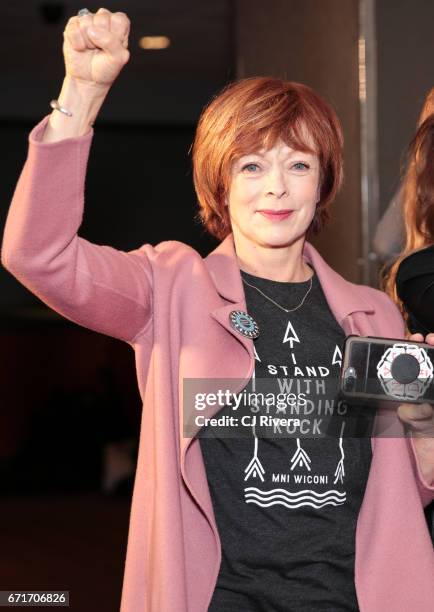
[
  {"xmin": 2, "ymin": 8, "xmax": 434, "ymax": 612},
  {"xmin": 373, "ymin": 88, "xmax": 434, "ymax": 263},
  {"xmin": 385, "ymin": 113, "xmax": 434, "ymax": 336},
  {"xmin": 383, "ymin": 109, "xmax": 434, "ymax": 558}
]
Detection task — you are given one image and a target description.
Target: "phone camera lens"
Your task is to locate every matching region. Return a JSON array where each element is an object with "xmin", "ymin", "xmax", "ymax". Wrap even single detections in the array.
[
  {"xmin": 343, "ymin": 367, "xmax": 357, "ymax": 392},
  {"xmin": 390, "ymin": 353, "xmax": 420, "ymax": 384}
]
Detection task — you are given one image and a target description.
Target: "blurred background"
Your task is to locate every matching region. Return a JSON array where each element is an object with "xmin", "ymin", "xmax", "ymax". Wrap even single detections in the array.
[{"xmin": 0, "ymin": 1, "xmax": 433, "ymax": 610}]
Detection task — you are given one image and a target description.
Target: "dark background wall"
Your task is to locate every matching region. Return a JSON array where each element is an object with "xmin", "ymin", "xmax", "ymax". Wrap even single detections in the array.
[
  {"xmin": 376, "ymin": 0, "xmax": 434, "ymax": 214},
  {"xmin": 1, "ymin": 0, "xmax": 232, "ymax": 311},
  {"xmin": 236, "ymin": 0, "xmax": 361, "ymax": 281},
  {"xmin": 0, "ymin": 0, "xmax": 234, "ymax": 125}
]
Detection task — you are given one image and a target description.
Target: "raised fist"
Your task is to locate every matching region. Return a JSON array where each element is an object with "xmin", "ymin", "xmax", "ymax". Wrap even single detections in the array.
[{"xmin": 63, "ymin": 7, "xmax": 130, "ymax": 88}]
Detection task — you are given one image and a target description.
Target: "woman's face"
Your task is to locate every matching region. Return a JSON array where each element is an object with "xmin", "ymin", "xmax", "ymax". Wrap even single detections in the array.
[{"xmin": 226, "ymin": 138, "xmax": 321, "ymax": 252}]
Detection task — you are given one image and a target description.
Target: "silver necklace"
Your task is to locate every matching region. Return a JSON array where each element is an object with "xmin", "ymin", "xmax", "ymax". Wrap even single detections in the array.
[{"xmin": 241, "ymin": 274, "xmax": 313, "ymax": 313}]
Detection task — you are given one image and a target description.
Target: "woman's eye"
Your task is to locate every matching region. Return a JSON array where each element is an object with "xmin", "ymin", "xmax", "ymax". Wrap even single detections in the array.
[
  {"xmin": 242, "ymin": 163, "xmax": 260, "ymax": 173},
  {"xmin": 292, "ymin": 162, "xmax": 310, "ymax": 171}
]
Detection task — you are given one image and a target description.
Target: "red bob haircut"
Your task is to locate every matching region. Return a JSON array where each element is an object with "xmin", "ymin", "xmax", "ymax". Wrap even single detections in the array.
[{"xmin": 191, "ymin": 76, "xmax": 344, "ymax": 241}]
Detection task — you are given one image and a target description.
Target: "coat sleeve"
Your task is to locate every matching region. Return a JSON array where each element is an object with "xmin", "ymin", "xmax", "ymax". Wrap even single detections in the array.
[
  {"xmin": 372, "ymin": 289, "xmax": 434, "ymax": 506},
  {"xmin": 1, "ymin": 114, "xmax": 153, "ymax": 345}
]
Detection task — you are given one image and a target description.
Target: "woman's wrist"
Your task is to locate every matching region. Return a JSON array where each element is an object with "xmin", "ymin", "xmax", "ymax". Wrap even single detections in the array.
[{"xmin": 42, "ymin": 75, "xmax": 111, "ymax": 143}]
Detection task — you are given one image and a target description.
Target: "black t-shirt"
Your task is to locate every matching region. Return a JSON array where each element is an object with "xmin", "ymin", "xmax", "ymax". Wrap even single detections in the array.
[
  {"xmin": 199, "ymin": 269, "xmax": 375, "ymax": 611},
  {"xmin": 396, "ymin": 244, "xmax": 434, "ymax": 335}
]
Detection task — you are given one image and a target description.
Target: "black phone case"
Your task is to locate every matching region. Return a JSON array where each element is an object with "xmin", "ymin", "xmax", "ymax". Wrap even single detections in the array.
[{"xmin": 339, "ymin": 335, "xmax": 434, "ymax": 404}]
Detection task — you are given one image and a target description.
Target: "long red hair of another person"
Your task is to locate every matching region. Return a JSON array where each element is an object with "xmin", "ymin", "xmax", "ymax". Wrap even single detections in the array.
[{"xmin": 384, "ymin": 90, "xmax": 434, "ymax": 319}]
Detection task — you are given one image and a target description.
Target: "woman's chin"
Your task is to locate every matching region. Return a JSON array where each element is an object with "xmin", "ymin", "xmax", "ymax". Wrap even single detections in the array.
[{"xmin": 257, "ymin": 228, "xmax": 305, "ymax": 249}]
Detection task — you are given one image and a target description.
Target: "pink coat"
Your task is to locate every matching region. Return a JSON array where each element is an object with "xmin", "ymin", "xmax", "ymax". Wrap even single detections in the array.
[{"xmin": 2, "ymin": 114, "xmax": 434, "ymax": 612}]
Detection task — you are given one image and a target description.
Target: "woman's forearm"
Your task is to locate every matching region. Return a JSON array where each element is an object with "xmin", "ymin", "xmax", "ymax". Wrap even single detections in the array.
[{"xmin": 42, "ymin": 75, "xmax": 110, "ymax": 142}]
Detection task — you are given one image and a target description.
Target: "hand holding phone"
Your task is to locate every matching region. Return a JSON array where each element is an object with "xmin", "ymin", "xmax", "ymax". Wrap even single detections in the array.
[{"xmin": 340, "ymin": 335, "xmax": 434, "ymax": 404}]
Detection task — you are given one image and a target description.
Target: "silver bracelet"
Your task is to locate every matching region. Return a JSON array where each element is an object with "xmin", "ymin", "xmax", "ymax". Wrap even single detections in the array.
[{"xmin": 50, "ymin": 99, "xmax": 73, "ymax": 117}]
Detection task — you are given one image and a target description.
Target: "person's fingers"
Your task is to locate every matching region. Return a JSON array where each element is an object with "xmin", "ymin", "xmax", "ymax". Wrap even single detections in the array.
[
  {"xmin": 407, "ymin": 332, "xmax": 434, "ymax": 345},
  {"xmin": 397, "ymin": 403, "xmax": 434, "ymax": 433},
  {"xmin": 398, "ymin": 402, "xmax": 433, "ymax": 420},
  {"xmin": 110, "ymin": 12, "xmax": 131, "ymax": 49},
  {"xmin": 93, "ymin": 7, "xmax": 112, "ymax": 31},
  {"xmin": 76, "ymin": 12, "xmax": 98, "ymax": 49},
  {"xmin": 86, "ymin": 25, "xmax": 129, "ymax": 61},
  {"xmin": 64, "ymin": 18, "xmax": 87, "ymax": 51},
  {"xmin": 407, "ymin": 332, "xmax": 424, "ymax": 342},
  {"xmin": 62, "ymin": 9, "xmax": 130, "ymax": 84}
]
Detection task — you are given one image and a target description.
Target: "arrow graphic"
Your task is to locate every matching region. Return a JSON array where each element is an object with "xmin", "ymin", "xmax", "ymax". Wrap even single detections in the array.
[
  {"xmin": 332, "ymin": 345, "xmax": 342, "ymax": 367},
  {"xmin": 244, "ymin": 437, "xmax": 265, "ymax": 482},
  {"xmin": 333, "ymin": 421, "xmax": 346, "ymax": 484},
  {"xmin": 290, "ymin": 439, "xmax": 312, "ymax": 471},
  {"xmin": 283, "ymin": 320, "xmax": 300, "ymax": 349}
]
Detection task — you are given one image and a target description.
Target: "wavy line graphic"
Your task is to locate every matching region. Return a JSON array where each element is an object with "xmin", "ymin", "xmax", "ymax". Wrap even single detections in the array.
[
  {"xmin": 246, "ymin": 491, "xmax": 345, "ymax": 502},
  {"xmin": 245, "ymin": 492, "xmax": 345, "ymax": 504},
  {"xmin": 245, "ymin": 487, "xmax": 346, "ymax": 498},
  {"xmin": 245, "ymin": 498, "xmax": 346, "ymax": 509},
  {"xmin": 244, "ymin": 487, "xmax": 346, "ymax": 509}
]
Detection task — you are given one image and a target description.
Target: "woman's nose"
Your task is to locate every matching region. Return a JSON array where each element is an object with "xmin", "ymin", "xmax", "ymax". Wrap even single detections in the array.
[{"xmin": 266, "ymin": 169, "xmax": 287, "ymax": 198}]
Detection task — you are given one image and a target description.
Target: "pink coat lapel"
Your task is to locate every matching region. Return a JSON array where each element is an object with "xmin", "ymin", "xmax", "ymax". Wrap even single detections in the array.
[
  {"xmin": 180, "ymin": 233, "xmax": 379, "ymax": 466},
  {"xmin": 178, "ymin": 234, "xmax": 434, "ymax": 612}
]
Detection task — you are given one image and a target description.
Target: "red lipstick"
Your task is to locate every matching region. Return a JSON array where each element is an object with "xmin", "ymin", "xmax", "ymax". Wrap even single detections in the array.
[{"xmin": 258, "ymin": 209, "xmax": 293, "ymax": 221}]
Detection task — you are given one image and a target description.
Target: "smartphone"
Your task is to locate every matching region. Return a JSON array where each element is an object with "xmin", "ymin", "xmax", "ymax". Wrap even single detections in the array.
[{"xmin": 339, "ymin": 335, "xmax": 434, "ymax": 404}]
